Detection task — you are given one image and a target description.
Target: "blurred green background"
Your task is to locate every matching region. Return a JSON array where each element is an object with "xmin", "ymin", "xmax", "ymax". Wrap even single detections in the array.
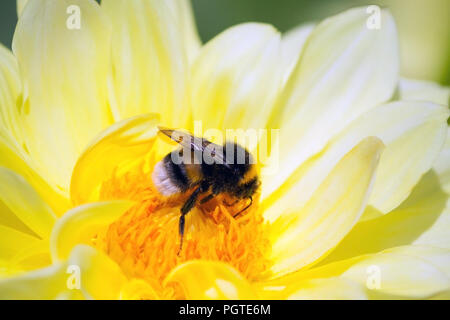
[{"xmin": 1, "ymin": 0, "xmax": 449, "ymax": 84}]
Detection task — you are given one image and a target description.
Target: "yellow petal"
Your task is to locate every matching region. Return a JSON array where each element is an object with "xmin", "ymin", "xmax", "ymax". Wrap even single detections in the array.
[
  {"xmin": 412, "ymin": 200, "xmax": 450, "ymax": 250},
  {"xmin": 0, "ymin": 263, "xmax": 67, "ymax": 299},
  {"xmin": 273, "ymin": 100, "xmax": 448, "ymax": 215},
  {"xmin": 0, "ymin": 132, "xmax": 70, "ymax": 215},
  {"xmin": 262, "ymin": 245, "xmax": 450, "ymax": 299},
  {"xmin": 268, "ymin": 137, "xmax": 384, "ymax": 278},
  {"xmin": 12, "ymin": 0, "xmax": 114, "ymax": 191},
  {"xmin": 433, "ymin": 127, "xmax": 450, "ymax": 193},
  {"xmin": 0, "ymin": 47, "xmax": 67, "ymax": 217},
  {"xmin": 170, "ymin": 0, "xmax": 201, "ymax": 64},
  {"xmin": 0, "ymin": 46, "xmax": 70, "ymax": 216},
  {"xmin": 0, "ymin": 244, "xmax": 127, "ymax": 299},
  {"xmin": 16, "ymin": 0, "xmax": 29, "ymax": 17},
  {"xmin": 191, "ymin": 23, "xmax": 281, "ymax": 136},
  {"xmin": 70, "ymin": 114, "xmax": 159, "ymax": 205},
  {"xmin": 0, "ymin": 167, "xmax": 56, "ymax": 238},
  {"xmin": 165, "ymin": 260, "xmax": 257, "ymax": 299},
  {"xmin": 280, "ymin": 24, "xmax": 314, "ymax": 86},
  {"xmin": 0, "ymin": 193, "xmax": 33, "ymax": 235},
  {"xmin": 50, "ymin": 201, "xmax": 134, "ymax": 261},
  {"xmin": 258, "ymin": 276, "xmax": 368, "ymax": 300},
  {"xmin": 340, "ymin": 246, "xmax": 450, "ymax": 298},
  {"xmin": 386, "ymin": 246, "xmax": 450, "ymax": 278},
  {"xmin": 286, "ymin": 278, "xmax": 367, "ymax": 300},
  {"xmin": 9, "ymin": 240, "xmax": 51, "ymax": 273},
  {"xmin": 399, "ymin": 78, "xmax": 450, "ymax": 106},
  {"xmin": 120, "ymin": 278, "xmax": 159, "ymax": 300},
  {"xmin": 320, "ymin": 169, "xmax": 449, "ymax": 264},
  {"xmin": 411, "ymin": 130, "xmax": 450, "ymax": 248},
  {"xmin": 263, "ymin": 8, "xmax": 398, "ymax": 198},
  {"xmin": 55, "ymin": 289, "xmax": 85, "ymax": 300},
  {"xmin": 102, "ymin": 0, "xmax": 191, "ymax": 126},
  {"xmin": 430, "ymin": 290, "xmax": 450, "ymax": 300},
  {"xmin": 0, "ymin": 225, "xmax": 40, "ymax": 262},
  {"xmin": 67, "ymin": 244, "xmax": 127, "ymax": 300},
  {"xmin": 0, "ymin": 44, "xmax": 23, "ymax": 148},
  {"xmin": 364, "ymin": 102, "xmax": 448, "ymax": 213}
]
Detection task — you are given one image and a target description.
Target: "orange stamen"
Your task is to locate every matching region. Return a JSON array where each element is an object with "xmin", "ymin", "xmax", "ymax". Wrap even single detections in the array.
[{"xmin": 95, "ymin": 162, "xmax": 271, "ymax": 299}]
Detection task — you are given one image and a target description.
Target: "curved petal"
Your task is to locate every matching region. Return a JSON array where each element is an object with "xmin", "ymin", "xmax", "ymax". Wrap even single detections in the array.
[
  {"xmin": 340, "ymin": 246, "xmax": 450, "ymax": 298},
  {"xmin": 402, "ymin": 128, "xmax": 450, "ymax": 250},
  {"xmin": 0, "ymin": 44, "xmax": 70, "ymax": 215},
  {"xmin": 0, "ymin": 262, "xmax": 67, "ymax": 299},
  {"xmin": 55, "ymin": 290, "xmax": 85, "ymax": 300},
  {"xmin": 0, "ymin": 167, "xmax": 56, "ymax": 238},
  {"xmin": 70, "ymin": 114, "xmax": 159, "ymax": 205},
  {"xmin": 102, "ymin": 0, "xmax": 191, "ymax": 126},
  {"xmin": 268, "ymin": 101, "xmax": 448, "ymax": 216},
  {"xmin": 119, "ymin": 278, "xmax": 159, "ymax": 300},
  {"xmin": 430, "ymin": 290, "xmax": 450, "ymax": 300},
  {"xmin": 0, "ymin": 43, "xmax": 72, "ymax": 215},
  {"xmin": 12, "ymin": 0, "xmax": 114, "ymax": 191},
  {"xmin": 262, "ymin": 245, "xmax": 450, "ymax": 299},
  {"xmin": 0, "ymin": 132, "xmax": 70, "ymax": 215},
  {"xmin": 50, "ymin": 201, "xmax": 134, "ymax": 261},
  {"xmin": 191, "ymin": 23, "xmax": 282, "ymax": 138},
  {"xmin": 8, "ymin": 240, "xmax": 51, "ymax": 273},
  {"xmin": 362, "ymin": 102, "xmax": 448, "ymax": 213},
  {"xmin": 263, "ymin": 7, "xmax": 398, "ymax": 198},
  {"xmin": 165, "ymin": 260, "xmax": 257, "ymax": 299},
  {"xmin": 0, "ymin": 244, "xmax": 127, "ymax": 299},
  {"xmin": 399, "ymin": 78, "xmax": 450, "ymax": 106},
  {"xmin": 0, "ymin": 45, "xmax": 69, "ymax": 215},
  {"xmin": 16, "ymin": 0, "xmax": 29, "ymax": 17},
  {"xmin": 412, "ymin": 199, "xmax": 450, "ymax": 250},
  {"xmin": 0, "ymin": 199, "xmax": 32, "ymax": 235},
  {"xmin": 411, "ymin": 129, "xmax": 450, "ymax": 248},
  {"xmin": 433, "ymin": 127, "xmax": 450, "ymax": 193},
  {"xmin": 319, "ymin": 169, "xmax": 449, "ymax": 264},
  {"xmin": 0, "ymin": 225, "xmax": 40, "ymax": 262},
  {"xmin": 171, "ymin": 0, "xmax": 201, "ymax": 64},
  {"xmin": 286, "ymin": 278, "xmax": 367, "ymax": 300},
  {"xmin": 0, "ymin": 44, "xmax": 23, "ymax": 147},
  {"xmin": 268, "ymin": 137, "xmax": 384, "ymax": 278},
  {"xmin": 67, "ymin": 244, "xmax": 127, "ymax": 300},
  {"xmin": 280, "ymin": 24, "xmax": 314, "ymax": 86}
]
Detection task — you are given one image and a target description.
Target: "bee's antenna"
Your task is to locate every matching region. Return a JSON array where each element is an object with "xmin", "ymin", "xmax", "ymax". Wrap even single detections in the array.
[
  {"xmin": 233, "ymin": 196, "xmax": 253, "ymax": 218},
  {"xmin": 177, "ymin": 216, "xmax": 185, "ymax": 257},
  {"xmin": 177, "ymin": 236, "xmax": 183, "ymax": 257}
]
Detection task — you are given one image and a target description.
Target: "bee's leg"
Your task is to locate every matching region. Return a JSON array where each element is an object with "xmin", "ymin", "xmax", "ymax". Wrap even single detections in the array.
[
  {"xmin": 178, "ymin": 185, "xmax": 204, "ymax": 256},
  {"xmin": 177, "ymin": 214, "xmax": 186, "ymax": 256},
  {"xmin": 200, "ymin": 193, "xmax": 215, "ymax": 204},
  {"xmin": 222, "ymin": 199, "xmax": 239, "ymax": 206},
  {"xmin": 233, "ymin": 196, "xmax": 253, "ymax": 218}
]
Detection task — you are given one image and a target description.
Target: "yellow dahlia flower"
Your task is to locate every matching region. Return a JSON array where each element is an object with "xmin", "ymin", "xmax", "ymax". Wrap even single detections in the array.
[{"xmin": 0, "ymin": 0, "xmax": 449, "ymax": 300}]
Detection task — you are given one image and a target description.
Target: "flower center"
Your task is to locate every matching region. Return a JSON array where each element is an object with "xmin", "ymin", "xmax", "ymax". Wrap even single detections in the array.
[{"xmin": 95, "ymin": 162, "xmax": 271, "ymax": 299}]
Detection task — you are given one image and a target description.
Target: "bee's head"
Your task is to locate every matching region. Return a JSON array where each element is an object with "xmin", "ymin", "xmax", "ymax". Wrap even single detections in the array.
[
  {"xmin": 222, "ymin": 142, "xmax": 260, "ymax": 199},
  {"xmin": 237, "ymin": 176, "xmax": 260, "ymax": 198}
]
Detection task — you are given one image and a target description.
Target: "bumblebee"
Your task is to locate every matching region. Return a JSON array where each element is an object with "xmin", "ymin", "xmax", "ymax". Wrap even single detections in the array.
[{"xmin": 152, "ymin": 126, "xmax": 260, "ymax": 254}]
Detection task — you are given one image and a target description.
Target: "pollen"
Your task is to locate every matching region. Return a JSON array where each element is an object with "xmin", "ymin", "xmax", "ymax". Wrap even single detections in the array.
[{"xmin": 95, "ymin": 162, "xmax": 272, "ymax": 299}]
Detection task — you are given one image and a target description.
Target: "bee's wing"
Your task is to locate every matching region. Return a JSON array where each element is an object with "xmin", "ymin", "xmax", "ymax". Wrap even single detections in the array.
[{"xmin": 158, "ymin": 126, "xmax": 230, "ymax": 168}]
